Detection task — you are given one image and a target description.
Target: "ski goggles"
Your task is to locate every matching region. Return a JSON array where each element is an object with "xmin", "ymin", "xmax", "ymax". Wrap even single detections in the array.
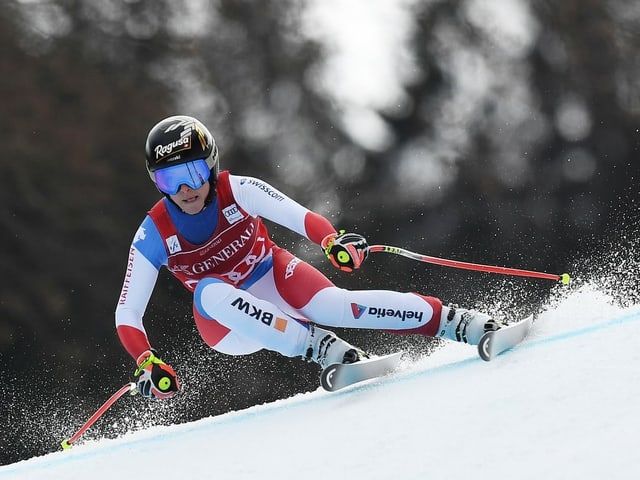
[{"xmin": 154, "ymin": 159, "xmax": 211, "ymax": 195}]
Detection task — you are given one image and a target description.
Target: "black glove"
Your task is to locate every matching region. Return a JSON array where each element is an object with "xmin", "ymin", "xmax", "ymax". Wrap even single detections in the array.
[
  {"xmin": 134, "ymin": 350, "xmax": 180, "ymax": 399},
  {"xmin": 322, "ymin": 230, "xmax": 369, "ymax": 272}
]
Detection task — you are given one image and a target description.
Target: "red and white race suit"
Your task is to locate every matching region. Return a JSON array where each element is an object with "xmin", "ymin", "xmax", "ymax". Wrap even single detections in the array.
[{"xmin": 115, "ymin": 171, "xmax": 442, "ymax": 360}]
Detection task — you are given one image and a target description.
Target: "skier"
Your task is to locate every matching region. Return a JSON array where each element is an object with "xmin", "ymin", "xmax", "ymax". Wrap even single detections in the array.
[{"xmin": 115, "ymin": 115, "xmax": 498, "ymax": 399}]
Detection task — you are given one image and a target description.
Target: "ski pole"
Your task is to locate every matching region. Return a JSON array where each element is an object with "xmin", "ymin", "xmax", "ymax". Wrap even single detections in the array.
[
  {"xmin": 369, "ymin": 244, "xmax": 571, "ymax": 284},
  {"xmin": 61, "ymin": 382, "xmax": 137, "ymax": 450}
]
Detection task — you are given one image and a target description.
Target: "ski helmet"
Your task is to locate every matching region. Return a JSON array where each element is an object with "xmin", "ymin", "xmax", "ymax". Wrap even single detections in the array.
[{"xmin": 145, "ymin": 115, "xmax": 219, "ymax": 193}]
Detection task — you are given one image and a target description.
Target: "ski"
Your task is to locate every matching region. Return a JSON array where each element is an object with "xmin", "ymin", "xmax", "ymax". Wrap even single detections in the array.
[
  {"xmin": 478, "ymin": 314, "xmax": 535, "ymax": 361},
  {"xmin": 320, "ymin": 352, "xmax": 404, "ymax": 392}
]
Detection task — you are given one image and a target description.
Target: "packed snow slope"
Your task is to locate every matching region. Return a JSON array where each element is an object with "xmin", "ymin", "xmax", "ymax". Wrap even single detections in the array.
[{"xmin": 2, "ymin": 284, "xmax": 639, "ymax": 480}]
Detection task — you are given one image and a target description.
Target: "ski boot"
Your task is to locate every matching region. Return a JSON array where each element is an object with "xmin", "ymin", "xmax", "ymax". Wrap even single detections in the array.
[
  {"xmin": 304, "ymin": 325, "xmax": 368, "ymax": 369},
  {"xmin": 438, "ymin": 304, "xmax": 501, "ymax": 345}
]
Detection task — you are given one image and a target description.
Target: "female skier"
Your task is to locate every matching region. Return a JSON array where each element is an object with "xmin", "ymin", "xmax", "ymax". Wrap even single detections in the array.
[{"xmin": 115, "ymin": 115, "xmax": 497, "ymax": 399}]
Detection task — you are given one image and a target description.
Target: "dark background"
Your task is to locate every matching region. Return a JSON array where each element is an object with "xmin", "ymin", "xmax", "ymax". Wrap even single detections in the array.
[{"xmin": 1, "ymin": 0, "xmax": 638, "ymax": 465}]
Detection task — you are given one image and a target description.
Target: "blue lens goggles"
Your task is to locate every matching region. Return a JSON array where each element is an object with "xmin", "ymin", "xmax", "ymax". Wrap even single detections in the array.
[{"xmin": 154, "ymin": 159, "xmax": 211, "ymax": 195}]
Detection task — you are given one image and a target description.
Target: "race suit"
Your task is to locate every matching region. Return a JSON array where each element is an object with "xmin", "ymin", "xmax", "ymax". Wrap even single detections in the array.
[{"xmin": 115, "ymin": 171, "xmax": 442, "ymax": 360}]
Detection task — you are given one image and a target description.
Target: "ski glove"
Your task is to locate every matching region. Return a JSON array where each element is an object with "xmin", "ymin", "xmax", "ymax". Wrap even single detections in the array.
[
  {"xmin": 134, "ymin": 350, "xmax": 180, "ymax": 399},
  {"xmin": 322, "ymin": 230, "xmax": 369, "ymax": 272}
]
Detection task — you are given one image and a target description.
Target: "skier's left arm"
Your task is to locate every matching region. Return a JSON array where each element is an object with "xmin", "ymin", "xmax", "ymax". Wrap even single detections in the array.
[{"xmin": 229, "ymin": 175, "xmax": 368, "ymax": 271}]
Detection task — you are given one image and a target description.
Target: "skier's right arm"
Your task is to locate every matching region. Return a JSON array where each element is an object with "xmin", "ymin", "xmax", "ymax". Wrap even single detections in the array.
[
  {"xmin": 115, "ymin": 244, "xmax": 158, "ymax": 359},
  {"xmin": 115, "ymin": 219, "xmax": 179, "ymax": 399}
]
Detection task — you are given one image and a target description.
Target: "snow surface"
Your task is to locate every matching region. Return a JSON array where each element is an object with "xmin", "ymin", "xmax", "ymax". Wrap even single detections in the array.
[{"xmin": 2, "ymin": 284, "xmax": 639, "ymax": 480}]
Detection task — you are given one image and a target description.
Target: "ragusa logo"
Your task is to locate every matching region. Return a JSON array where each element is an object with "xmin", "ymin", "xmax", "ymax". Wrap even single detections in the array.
[{"xmin": 154, "ymin": 136, "xmax": 190, "ymax": 159}]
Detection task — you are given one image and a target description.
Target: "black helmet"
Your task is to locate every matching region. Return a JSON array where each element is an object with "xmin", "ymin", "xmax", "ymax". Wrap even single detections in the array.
[{"xmin": 145, "ymin": 115, "xmax": 219, "ymax": 187}]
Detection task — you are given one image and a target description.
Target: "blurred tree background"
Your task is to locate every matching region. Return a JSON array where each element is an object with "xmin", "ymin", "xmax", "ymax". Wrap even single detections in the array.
[{"xmin": 1, "ymin": 0, "xmax": 638, "ymax": 465}]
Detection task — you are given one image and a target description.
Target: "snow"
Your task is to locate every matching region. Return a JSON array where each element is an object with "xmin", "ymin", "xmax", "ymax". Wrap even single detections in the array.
[{"xmin": 2, "ymin": 284, "xmax": 639, "ymax": 480}]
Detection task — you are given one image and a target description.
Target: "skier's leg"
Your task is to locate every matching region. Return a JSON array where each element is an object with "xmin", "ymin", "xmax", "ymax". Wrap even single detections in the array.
[
  {"xmin": 193, "ymin": 276, "xmax": 364, "ymax": 367},
  {"xmin": 192, "ymin": 305, "xmax": 263, "ymax": 355},
  {"xmin": 300, "ymin": 287, "xmax": 442, "ymax": 334},
  {"xmin": 302, "ymin": 288, "xmax": 496, "ymax": 345},
  {"xmin": 268, "ymin": 247, "xmax": 496, "ymax": 346}
]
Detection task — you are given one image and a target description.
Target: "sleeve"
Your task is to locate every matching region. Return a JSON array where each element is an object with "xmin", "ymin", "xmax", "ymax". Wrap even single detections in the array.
[
  {"xmin": 228, "ymin": 174, "xmax": 337, "ymax": 245},
  {"xmin": 115, "ymin": 220, "xmax": 166, "ymax": 360}
]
